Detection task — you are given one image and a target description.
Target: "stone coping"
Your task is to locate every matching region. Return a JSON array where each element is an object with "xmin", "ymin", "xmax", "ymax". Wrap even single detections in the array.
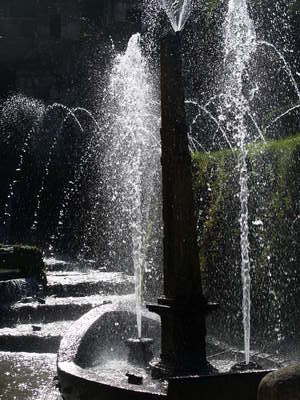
[
  {"xmin": 57, "ymin": 299, "xmax": 164, "ymax": 400},
  {"xmin": 58, "ymin": 298, "xmax": 160, "ymax": 364},
  {"xmin": 57, "ymin": 299, "xmax": 276, "ymax": 400}
]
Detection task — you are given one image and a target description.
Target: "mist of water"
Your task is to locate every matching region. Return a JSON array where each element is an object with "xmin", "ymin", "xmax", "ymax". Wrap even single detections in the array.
[{"xmin": 98, "ymin": 33, "xmax": 160, "ymax": 337}]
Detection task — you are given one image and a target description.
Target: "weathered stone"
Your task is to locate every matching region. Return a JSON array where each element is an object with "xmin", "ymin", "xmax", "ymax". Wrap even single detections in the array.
[
  {"xmin": 0, "ymin": 244, "xmax": 46, "ymax": 286},
  {"xmin": 147, "ymin": 32, "xmax": 217, "ymax": 379},
  {"xmin": 168, "ymin": 370, "xmax": 272, "ymax": 400},
  {"xmin": 258, "ymin": 365, "xmax": 300, "ymax": 400}
]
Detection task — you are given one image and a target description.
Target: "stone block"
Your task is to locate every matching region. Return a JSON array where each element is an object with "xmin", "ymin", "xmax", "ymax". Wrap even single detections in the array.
[{"xmin": 258, "ymin": 365, "xmax": 300, "ymax": 400}]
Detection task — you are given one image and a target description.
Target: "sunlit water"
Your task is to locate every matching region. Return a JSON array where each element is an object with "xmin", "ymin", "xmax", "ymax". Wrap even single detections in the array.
[
  {"xmin": 96, "ymin": 33, "xmax": 160, "ymax": 337},
  {"xmin": 1, "ymin": 95, "xmax": 45, "ymax": 240},
  {"xmin": 0, "ymin": 96, "xmax": 93, "ymax": 249},
  {"xmin": 31, "ymin": 103, "xmax": 85, "ymax": 233},
  {"xmin": 162, "ymin": 0, "xmax": 193, "ymax": 31},
  {"xmin": 222, "ymin": 0, "xmax": 257, "ymax": 365},
  {"xmin": 89, "ymin": 356, "xmax": 237, "ymax": 393}
]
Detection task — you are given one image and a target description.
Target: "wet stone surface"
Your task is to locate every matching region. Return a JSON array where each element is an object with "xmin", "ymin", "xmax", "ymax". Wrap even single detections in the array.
[
  {"xmin": 90, "ymin": 359, "xmax": 168, "ymax": 395},
  {"xmin": 0, "ymin": 352, "xmax": 61, "ymax": 399},
  {"xmin": 0, "ymin": 261, "xmax": 135, "ymax": 398}
]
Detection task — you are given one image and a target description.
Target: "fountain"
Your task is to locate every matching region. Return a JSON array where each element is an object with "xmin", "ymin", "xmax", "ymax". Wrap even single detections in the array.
[
  {"xmin": 56, "ymin": 4, "xmax": 281, "ymax": 399},
  {"xmin": 0, "ymin": 0, "xmax": 298, "ymax": 398}
]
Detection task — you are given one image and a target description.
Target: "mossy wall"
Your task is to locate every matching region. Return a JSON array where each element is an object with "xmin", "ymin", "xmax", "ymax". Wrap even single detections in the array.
[
  {"xmin": 0, "ymin": 244, "xmax": 46, "ymax": 283},
  {"xmin": 193, "ymin": 134, "xmax": 300, "ymax": 356}
]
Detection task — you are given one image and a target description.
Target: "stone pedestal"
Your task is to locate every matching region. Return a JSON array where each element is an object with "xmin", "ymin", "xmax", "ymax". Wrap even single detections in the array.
[
  {"xmin": 148, "ymin": 298, "xmax": 215, "ymax": 378},
  {"xmin": 147, "ymin": 33, "xmax": 217, "ymax": 378}
]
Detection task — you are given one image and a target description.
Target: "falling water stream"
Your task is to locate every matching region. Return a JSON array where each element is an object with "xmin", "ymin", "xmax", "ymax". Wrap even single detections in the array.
[
  {"xmin": 2, "ymin": 128, "xmax": 35, "ymax": 237},
  {"xmin": 222, "ymin": 0, "xmax": 257, "ymax": 364},
  {"xmin": 0, "ymin": 1, "xmax": 298, "ymax": 378},
  {"xmin": 31, "ymin": 104, "xmax": 84, "ymax": 232}
]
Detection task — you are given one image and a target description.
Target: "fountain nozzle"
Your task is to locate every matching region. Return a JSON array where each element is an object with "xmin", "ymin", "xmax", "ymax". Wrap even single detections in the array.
[{"xmin": 230, "ymin": 360, "xmax": 263, "ymax": 373}]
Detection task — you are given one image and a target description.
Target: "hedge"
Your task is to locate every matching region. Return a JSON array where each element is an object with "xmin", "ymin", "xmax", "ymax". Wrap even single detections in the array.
[{"xmin": 193, "ymin": 134, "xmax": 300, "ymax": 355}]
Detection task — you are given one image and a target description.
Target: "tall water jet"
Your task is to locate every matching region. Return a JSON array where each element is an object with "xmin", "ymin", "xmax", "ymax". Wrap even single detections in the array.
[
  {"xmin": 222, "ymin": 0, "xmax": 257, "ymax": 364},
  {"xmin": 97, "ymin": 33, "xmax": 160, "ymax": 337}
]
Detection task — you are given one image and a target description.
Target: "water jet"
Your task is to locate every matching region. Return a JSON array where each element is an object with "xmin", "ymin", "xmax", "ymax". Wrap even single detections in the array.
[
  {"xmin": 0, "ymin": 1, "xmax": 299, "ymax": 398},
  {"xmin": 57, "ymin": 30, "xmax": 276, "ymax": 400}
]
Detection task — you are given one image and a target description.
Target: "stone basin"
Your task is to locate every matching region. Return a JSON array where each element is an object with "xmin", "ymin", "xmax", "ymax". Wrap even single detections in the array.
[
  {"xmin": 58, "ymin": 299, "xmax": 165, "ymax": 400},
  {"xmin": 57, "ymin": 299, "xmax": 276, "ymax": 400}
]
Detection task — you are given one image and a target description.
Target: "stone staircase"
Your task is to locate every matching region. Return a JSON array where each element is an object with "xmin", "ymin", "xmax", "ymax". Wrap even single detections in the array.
[{"xmin": 0, "ymin": 259, "xmax": 135, "ymax": 354}]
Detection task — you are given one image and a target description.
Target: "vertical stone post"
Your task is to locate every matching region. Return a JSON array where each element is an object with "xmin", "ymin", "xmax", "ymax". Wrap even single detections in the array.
[{"xmin": 147, "ymin": 33, "xmax": 216, "ymax": 378}]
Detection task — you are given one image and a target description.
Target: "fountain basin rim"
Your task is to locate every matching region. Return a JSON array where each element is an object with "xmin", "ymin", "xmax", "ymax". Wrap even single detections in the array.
[
  {"xmin": 58, "ymin": 360, "xmax": 166, "ymax": 397},
  {"xmin": 57, "ymin": 297, "xmax": 165, "ymax": 400},
  {"xmin": 57, "ymin": 297, "xmax": 276, "ymax": 400},
  {"xmin": 57, "ymin": 295, "xmax": 147, "ymax": 364}
]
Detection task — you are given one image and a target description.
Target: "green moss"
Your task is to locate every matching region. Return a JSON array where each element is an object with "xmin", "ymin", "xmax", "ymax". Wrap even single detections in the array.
[
  {"xmin": 192, "ymin": 133, "xmax": 300, "ymax": 347},
  {"xmin": 248, "ymin": 133, "xmax": 300, "ymax": 155},
  {"xmin": 193, "ymin": 133, "xmax": 300, "ymax": 165},
  {"xmin": 205, "ymin": 0, "xmax": 221, "ymax": 17}
]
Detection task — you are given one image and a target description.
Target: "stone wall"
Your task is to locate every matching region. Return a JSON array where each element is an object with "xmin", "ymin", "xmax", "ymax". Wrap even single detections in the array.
[{"xmin": 0, "ymin": 0, "xmax": 140, "ymax": 100}]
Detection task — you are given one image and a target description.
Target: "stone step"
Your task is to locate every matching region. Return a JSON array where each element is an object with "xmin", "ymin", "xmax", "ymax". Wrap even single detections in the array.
[
  {"xmin": 43, "ymin": 257, "xmax": 100, "ymax": 272},
  {"xmin": 0, "ymin": 298, "xmax": 104, "ymax": 326},
  {"xmin": 0, "ymin": 321, "xmax": 70, "ymax": 353},
  {"xmin": 1, "ymin": 294, "xmax": 133, "ymax": 325},
  {"xmin": 0, "ymin": 294, "xmax": 135, "ymax": 353},
  {"xmin": 46, "ymin": 271, "xmax": 134, "ymax": 298},
  {"xmin": 0, "ymin": 278, "xmax": 40, "ymax": 304}
]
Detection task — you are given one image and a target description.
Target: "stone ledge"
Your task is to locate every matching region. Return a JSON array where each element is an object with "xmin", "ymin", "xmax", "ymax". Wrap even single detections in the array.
[{"xmin": 258, "ymin": 364, "xmax": 300, "ymax": 400}]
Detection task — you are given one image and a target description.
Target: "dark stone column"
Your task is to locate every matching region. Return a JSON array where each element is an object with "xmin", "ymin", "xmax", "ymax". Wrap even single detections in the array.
[
  {"xmin": 147, "ymin": 33, "xmax": 217, "ymax": 378},
  {"xmin": 160, "ymin": 33, "xmax": 203, "ymax": 302}
]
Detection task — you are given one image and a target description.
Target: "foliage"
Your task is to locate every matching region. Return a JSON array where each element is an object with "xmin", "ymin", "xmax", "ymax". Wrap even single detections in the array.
[{"xmin": 193, "ymin": 134, "xmax": 300, "ymax": 353}]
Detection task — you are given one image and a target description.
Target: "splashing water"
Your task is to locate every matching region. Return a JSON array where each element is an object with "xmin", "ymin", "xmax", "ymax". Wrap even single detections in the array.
[
  {"xmin": 222, "ymin": 0, "xmax": 257, "ymax": 364},
  {"xmin": 162, "ymin": 0, "xmax": 193, "ymax": 32},
  {"xmin": 2, "ymin": 128, "xmax": 35, "ymax": 236},
  {"xmin": 1, "ymin": 95, "xmax": 45, "ymax": 240},
  {"xmin": 99, "ymin": 33, "xmax": 160, "ymax": 337},
  {"xmin": 32, "ymin": 106, "xmax": 95, "ymax": 236}
]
